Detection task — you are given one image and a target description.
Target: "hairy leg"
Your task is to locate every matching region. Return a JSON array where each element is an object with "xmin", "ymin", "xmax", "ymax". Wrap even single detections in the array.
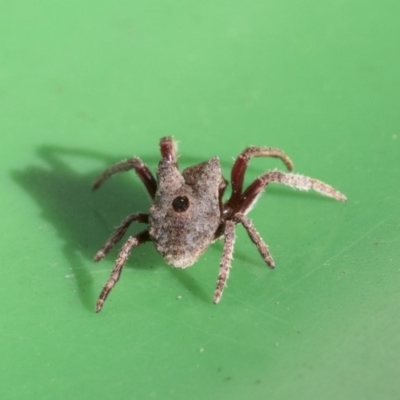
[
  {"xmin": 213, "ymin": 220, "xmax": 236, "ymax": 304},
  {"xmin": 92, "ymin": 157, "xmax": 157, "ymax": 198},
  {"xmin": 94, "ymin": 213, "xmax": 149, "ymax": 262},
  {"xmin": 225, "ymin": 147, "xmax": 294, "ymax": 214},
  {"xmin": 96, "ymin": 230, "xmax": 150, "ymax": 312},
  {"xmin": 218, "ymin": 178, "xmax": 228, "ymax": 214},
  {"xmin": 235, "ymin": 213, "xmax": 275, "ymax": 268},
  {"xmin": 159, "ymin": 136, "xmax": 178, "ymax": 165},
  {"xmin": 239, "ymin": 170, "xmax": 347, "ymax": 213}
]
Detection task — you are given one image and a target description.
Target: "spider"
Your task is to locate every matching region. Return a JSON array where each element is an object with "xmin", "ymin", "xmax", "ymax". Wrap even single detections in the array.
[{"xmin": 93, "ymin": 136, "xmax": 346, "ymax": 312}]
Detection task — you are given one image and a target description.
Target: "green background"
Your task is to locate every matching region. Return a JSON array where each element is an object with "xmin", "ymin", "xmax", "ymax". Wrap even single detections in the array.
[{"xmin": 1, "ymin": 1, "xmax": 399, "ymax": 399}]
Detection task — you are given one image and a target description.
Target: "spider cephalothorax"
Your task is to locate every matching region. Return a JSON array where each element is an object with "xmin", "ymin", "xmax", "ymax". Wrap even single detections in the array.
[{"xmin": 93, "ymin": 137, "xmax": 346, "ymax": 312}]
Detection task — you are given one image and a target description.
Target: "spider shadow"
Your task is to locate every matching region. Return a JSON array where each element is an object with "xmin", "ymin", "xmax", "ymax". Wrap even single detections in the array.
[
  {"xmin": 11, "ymin": 146, "xmax": 216, "ymax": 310},
  {"xmin": 11, "ymin": 145, "xmax": 163, "ymax": 311}
]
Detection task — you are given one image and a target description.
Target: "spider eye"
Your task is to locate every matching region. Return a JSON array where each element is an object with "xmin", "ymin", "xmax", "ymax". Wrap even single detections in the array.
[{"xmin": 172, "ymin": 196, "xmax": 190, "ymax": 212}]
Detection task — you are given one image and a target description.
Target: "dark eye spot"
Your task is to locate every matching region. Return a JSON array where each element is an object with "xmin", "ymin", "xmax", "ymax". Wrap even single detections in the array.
[{"xmin": 172, "ymin": 196, "xmax": 190, "ymax": 212}]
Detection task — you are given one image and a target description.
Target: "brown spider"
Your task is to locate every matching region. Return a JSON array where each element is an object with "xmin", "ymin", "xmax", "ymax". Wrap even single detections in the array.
[{"xmin": 93, "ymin": 136, "xmax": 346, "ymax": 312}]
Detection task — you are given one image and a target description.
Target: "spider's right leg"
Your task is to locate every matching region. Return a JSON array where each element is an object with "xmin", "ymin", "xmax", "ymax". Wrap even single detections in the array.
[
  {"xmin": 225, "ymin": 147, "xmax": 294, "ymax": 214},
  {"xmin": 213, "ymin": 220, "xmax": 236, "ymax": 304},
  {"xmin": 96, "ymin": 230, "xmax": 150, "ymax": 312},
  {"xmin": 92, "ymin": 157, "xmax": 157, "ymax": 199},
  {"xmin": 239, "ymin": 170, "xmax": 347, "ymax": 213},
  {"xmin": 235, "ymin": 213, "xmax": 275, "ymax": 268},
  {"xmin": 94, "ymin": 213, "xmax": 149, "ymax": 262}
]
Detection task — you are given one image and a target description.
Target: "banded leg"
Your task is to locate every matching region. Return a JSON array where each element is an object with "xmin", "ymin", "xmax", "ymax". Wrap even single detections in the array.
[
  {"xmin": 213, "ymin": 220, "xmax": 236, "ymax": 304},
  {"xmin": 94, "ymin": 213, "xmax": 149, "ymax": 262},
  {"xmin": 92, "ymin": 157, "xmax": 157, "ymax": 199},
  {"xmin": 96, "ymin": 230, "xmax": 150, "ymax": 312},
  {"xmin": 235, "ymin": 213, "xmax": 275, "ymax": 268},
  {"xmin": 159, "ymin": 136, "xmax": 178, "ymax": 165},
  {"xmin": 239, "ymin": 170, "xmax": 347, "ymax": 213},
  {"xmin": 226, "ymin": 147, "xmax": 294, "ymax": 213}
]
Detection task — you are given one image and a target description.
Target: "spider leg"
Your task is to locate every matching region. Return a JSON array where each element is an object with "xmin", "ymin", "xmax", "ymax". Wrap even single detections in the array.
[
  {"xmin": 218, "ymin": 178, "xmax": 228, "ymax": 214},
  {"xmin": 235, "ymin": 213, "xmax": 275, "ymax": 268},
  {"xmin": 159, "ymin": 136, "xmax": 178, "ymax": 165},
  {"xmin": 92, "ymin": 157, "xmax": 157, "ymax": 199},
  {"xmin": 225, "ymin": 147, "xmax": 294, "ymax": 214},
  {"xmin": 96, "ymin": 230, "xmax": 150, "ymax": 312},
  {"xmin": 94, "ymin": 213, "xmax": 149, "ymax": 261},
  {"xmin": 239, "ymin": 170, "xmax": 347, "ymax": 214},
  {"xmin": 213, "ymin": 220, "xmax": 236, "ymax": 304}
]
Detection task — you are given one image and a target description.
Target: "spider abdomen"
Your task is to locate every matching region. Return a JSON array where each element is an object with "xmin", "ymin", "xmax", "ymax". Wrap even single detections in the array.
[{"xmin": 149, "ymin": 187, "xmax": 221, "ymax": 268}]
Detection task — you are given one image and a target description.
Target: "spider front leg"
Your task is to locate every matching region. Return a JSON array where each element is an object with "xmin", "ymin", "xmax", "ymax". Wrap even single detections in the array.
[
  {"xmin": 92, "ymin": 157, "xmax": 157, "ymax": 199},
  {"xmin": 96, "ymin": 230, "xmax": 150, "ymax": 312},
  {"xmin": 225, "ymin": 146, "xmax": 294, "ymax": 215},
  {"xmin": 214, "ymin": 220, "xmax": 236, "ymax": 304},
  {"xmin": 239, "ymin": 170, "xmax": 347, "ymax": 213},
  {"xmin": 94, "ymin": 213, "xmax": 149, "ymax": 262}
]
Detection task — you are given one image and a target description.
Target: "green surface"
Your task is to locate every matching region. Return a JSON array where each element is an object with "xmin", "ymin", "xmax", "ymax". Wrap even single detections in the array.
[{"xmin": 1, "ymin": 2, "xmax": 399, "ymax": 399}]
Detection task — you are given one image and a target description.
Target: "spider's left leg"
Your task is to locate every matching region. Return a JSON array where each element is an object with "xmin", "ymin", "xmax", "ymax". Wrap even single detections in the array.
[
  {"xmin": 235, "ymin": 213, "xmax": 275, "ymax": 268},
  {"xmin": 213, "ymin": 220, "xmax": 236, "ymax": 304},
  {"xmin": 238, "ymin": 170, "xmax": 347, "ymax": 214},
  {"xmin": 96, "ymin": 230, "xmax": 150, "ymax": 312},
  {"xmin": 92, "ymin": 157, "xmax": 157, "ymax": 199},
  {"xmin": 94, "ymin": 213, "xmax": 149, "ymax": 262}
]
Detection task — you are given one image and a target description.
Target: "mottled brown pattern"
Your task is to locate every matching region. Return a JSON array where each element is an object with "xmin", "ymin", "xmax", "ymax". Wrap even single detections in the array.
[
  {"xmin": 149, "ymin": 157, "xmax": 223, "ymax": 268},
  {"xmin": 93, "ymin": 137, "xmax": 346, "ymax": 312}
]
